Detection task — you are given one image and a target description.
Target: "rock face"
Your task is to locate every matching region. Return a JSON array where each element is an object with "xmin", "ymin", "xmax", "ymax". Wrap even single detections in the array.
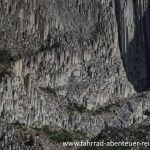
[
  {"xmin": 115, "ymin": 0, "xmax": 150, "ymax": 92},
  {"xmin": 0, "ymin": 0, "xmax": 150, "ymax": 149}
]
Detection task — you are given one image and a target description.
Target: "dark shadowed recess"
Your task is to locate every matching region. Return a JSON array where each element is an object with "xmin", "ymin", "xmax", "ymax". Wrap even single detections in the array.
[{"xmin": 115, "ymin": 0, "xmax": 150, "ymax": 92}]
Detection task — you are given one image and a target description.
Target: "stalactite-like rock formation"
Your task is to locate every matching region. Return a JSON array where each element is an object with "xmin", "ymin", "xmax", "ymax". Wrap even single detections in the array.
[{"xmin": 0, "ymin": 0, "xmax": 150, "ymax": 149}]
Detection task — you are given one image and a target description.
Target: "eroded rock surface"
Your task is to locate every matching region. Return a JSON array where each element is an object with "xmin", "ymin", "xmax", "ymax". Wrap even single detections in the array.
[{"xmin": 0, "ymin": 0, "xmax": 150, "ymax": 150}]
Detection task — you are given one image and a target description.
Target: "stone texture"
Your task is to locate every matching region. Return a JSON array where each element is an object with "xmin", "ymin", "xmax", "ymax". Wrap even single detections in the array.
[{"xmin": 0, "ymin": 0, "xmax": 149, "ymax": 149}]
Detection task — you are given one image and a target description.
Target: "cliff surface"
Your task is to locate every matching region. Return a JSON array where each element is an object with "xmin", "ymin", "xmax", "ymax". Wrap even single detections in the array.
[{"xmin": 0, "ymin": 0, "xmax": 150, "ymax": 149}]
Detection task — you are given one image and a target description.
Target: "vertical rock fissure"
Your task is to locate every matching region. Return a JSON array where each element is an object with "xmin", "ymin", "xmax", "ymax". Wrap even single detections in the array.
[
  {"xmin": 142, "ymin": 4, "xmax": 150, "ymax": 90},
  {"xmin": 115, "ymin": 0, "xmax": 150, "ymax": 92}
]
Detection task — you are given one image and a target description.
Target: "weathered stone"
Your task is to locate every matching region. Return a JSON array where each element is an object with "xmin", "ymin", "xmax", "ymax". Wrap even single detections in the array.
[{"xmin": 0, "ymin": 0, "xmax": 150, "ymax": 149}]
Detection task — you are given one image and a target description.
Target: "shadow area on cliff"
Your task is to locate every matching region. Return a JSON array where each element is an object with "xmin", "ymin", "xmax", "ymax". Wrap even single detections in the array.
[{"xmin": 116, "ymin": 1, "xmax": 150, "ymax": 92}]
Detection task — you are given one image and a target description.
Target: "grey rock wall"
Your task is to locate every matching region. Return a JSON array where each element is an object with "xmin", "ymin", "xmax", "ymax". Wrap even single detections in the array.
[
  {"xmin": 115, "ymin": 0, "xmax": 150, "ymax": 92},
  {"xmin": 0, "ymin": 0, "xmax": 149, "ymax": 149}
]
